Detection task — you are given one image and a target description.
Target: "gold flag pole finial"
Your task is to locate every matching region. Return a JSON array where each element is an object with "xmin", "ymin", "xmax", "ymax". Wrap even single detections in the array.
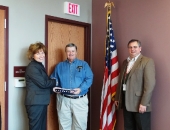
[{"xmin": 104, "ymin": 0, "xmax": 115, "ymax": 8}]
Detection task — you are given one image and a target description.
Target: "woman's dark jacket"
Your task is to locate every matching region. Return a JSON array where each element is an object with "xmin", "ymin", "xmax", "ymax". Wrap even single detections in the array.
[{"xmin": 24, "ymin": 60, "xmax": 56, "ymax": 105}]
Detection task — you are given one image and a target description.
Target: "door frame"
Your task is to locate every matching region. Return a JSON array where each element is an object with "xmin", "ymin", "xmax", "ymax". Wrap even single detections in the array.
[
  {"xmin": 45, "ymin": 15, "xmax": 91, "ymax": 65},
  {"xmin": 45, "ymin": 15, "xmax": 92, "ymax": 129},
  {"xmin": 0, "ymin": 5, "xmax": 9, "ymax": 130}
]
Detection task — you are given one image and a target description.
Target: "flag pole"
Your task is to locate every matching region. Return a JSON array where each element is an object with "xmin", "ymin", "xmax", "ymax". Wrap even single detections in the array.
[
  {"xmin": 104, "ymin": 0, "xmax": 115, "ymax": 29},
  {"xmin": 99, "ymin": 1, "xmax": 118, "ymax": 130},
  {"xmin": 104, "ymin": 0, "xmax": 115, "ymax": 8},
  {"xmin": 104, "ymin": 1, "xmax": 115, "ymax": 61}
]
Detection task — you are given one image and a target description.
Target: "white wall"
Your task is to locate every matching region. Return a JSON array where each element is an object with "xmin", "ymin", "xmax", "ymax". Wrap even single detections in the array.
[{"xmin": 0, "ymin": 0, "xmax": 92, "ymax": 129}]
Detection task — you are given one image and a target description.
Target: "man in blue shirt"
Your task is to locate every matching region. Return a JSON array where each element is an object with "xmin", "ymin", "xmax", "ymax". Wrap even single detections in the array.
[{"xmin": 51, "ymin": 43, "xmax": 93, "ymax": 130}]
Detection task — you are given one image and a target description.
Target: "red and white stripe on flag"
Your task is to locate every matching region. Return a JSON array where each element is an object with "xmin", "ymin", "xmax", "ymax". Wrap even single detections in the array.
[{"xmin": 100, "ymin": 8, "xmax": 119, "ymax": 130}]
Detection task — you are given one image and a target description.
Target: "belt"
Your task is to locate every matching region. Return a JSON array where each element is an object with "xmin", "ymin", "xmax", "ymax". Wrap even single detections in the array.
[{"xmin": 61, "ymin": 94, "xmax": 87, "ymax": 99}]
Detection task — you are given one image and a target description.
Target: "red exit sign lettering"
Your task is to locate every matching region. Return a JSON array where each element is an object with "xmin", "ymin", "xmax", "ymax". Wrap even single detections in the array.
[{"xmin": 64, "ymin": 2, "xmax": 80, "ymax": 16}]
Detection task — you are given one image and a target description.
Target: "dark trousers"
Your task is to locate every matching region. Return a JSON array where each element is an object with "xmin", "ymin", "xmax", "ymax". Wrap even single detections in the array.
[
  {"xmin": 123, "ymin": 107, "xmax": 151, "ymax": 130},
  {"xmin": 25, "ymin": 105, "xmax": 47, "ymax": 130},
  {"xmin": 122, "ymin": 92, "xmax": 151, "ymax": 130}
]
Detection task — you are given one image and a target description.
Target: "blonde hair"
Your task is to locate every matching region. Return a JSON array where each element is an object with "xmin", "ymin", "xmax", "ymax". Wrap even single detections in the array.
[{"xmin": 27, "ymin": 42, "xmax": 46, "ymax": 60}]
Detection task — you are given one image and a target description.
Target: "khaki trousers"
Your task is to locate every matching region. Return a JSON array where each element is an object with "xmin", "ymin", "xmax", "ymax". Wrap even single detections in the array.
[{"xmin": 56, "ymin": 94, "xmax": 88, "ymax": 130}]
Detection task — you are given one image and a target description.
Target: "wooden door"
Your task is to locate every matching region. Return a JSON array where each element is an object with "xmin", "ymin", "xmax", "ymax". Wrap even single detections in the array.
[
  {"xmin": 45, "ymin": 16, "xmax": 91, "ymax": 130},
  {"xmin": 47, "ymin": 21, "xmax": 85, "ymax": 130},
  {"xmin": 0, "ymin": 6, "xmax": 8, "ymax": 130}
]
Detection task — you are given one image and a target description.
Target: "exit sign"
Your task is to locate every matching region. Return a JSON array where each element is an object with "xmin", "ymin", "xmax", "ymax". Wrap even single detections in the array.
[{"xmin": 64, "ymin": 2, "xmax": 80, "ymax": 16}]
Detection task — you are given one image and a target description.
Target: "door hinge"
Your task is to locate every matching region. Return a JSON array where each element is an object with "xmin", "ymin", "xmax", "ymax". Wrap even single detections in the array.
[
  {"xmin": 4, "ymin": 82, "xmax": 6, "ymax": 91},
  {"xmin": 4, "ymin": 19, "xmax": 6, "ymax": 28}
]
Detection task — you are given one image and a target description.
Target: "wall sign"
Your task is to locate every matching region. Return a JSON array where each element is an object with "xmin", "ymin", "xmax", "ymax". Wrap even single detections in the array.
[
  {"xmin": 64, "ymin": 2, "xmax": 80, "ymax": 16},
  {"xmin": 14, "ymin": 66, "xmax": 26, "ymax": 77}
]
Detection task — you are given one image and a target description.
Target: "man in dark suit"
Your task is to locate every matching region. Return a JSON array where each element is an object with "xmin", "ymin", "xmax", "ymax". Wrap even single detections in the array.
[{"xmin": 115, "ymin": 39, "xmax": 156, "ymax": 130}]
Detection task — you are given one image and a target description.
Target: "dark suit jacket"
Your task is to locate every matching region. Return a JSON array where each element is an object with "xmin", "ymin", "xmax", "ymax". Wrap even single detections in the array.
[
  {"xmin": 25, "ymin": 60, "xmax": 56, "ymax": 105},
  {"xmin": 115, "ymin": 54, "xmax": 156, "ymax": 112}
]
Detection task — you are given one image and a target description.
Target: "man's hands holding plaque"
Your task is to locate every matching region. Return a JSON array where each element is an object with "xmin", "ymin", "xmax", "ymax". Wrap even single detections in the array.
[
  {"xmin": 53, "ymin": 87, "xmax": 81, "ymax": 95},
  {"xmin": 53, "ymin": 87, "xmax": 74, "ymax": 94}
]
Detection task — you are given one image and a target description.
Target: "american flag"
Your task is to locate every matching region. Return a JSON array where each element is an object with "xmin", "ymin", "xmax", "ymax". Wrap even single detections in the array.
[{"xmin": 100, "ymin": 11, "xmax": 119, "ymax": 130}]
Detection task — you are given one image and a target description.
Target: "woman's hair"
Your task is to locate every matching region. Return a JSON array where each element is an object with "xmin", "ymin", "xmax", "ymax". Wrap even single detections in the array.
[{"xmin": 27, "ymin": 42, "xmax": 46, "ymax": 60}]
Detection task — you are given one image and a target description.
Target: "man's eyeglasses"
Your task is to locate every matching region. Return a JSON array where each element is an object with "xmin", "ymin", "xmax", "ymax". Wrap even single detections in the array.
[{"xmin": 128, "ymin": 46, "xmax": 140, "ymax": 49}]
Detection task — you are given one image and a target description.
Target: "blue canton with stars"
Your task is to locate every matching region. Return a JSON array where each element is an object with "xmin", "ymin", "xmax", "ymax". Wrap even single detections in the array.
[{"xmin": 105, "ymin": 14, "xmax": 117, "ymax": 74}]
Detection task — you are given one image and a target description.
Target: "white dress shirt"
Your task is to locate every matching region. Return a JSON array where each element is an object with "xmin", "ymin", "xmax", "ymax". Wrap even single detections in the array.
[{"xmin": 126, "ymin": 54, "xmax": 141, "ymax": 74}]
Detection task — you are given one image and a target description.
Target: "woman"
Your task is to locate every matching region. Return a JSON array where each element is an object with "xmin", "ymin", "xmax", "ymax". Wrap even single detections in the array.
[{"xmin": 25, "ymin": 42, "xmax": 56, "ymax": 130}]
